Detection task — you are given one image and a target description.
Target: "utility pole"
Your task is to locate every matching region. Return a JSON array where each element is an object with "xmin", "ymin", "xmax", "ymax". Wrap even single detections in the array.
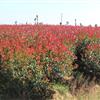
[
  {"xmin": 60, "ymin": 13, "xmax": 63, "ymax": 25},
  {"xmin": 34, "ymin": 18, "xmax": 36, "ymax": 24},
  {"xmin": 36, "ymin": 15, "xmax": 38, "ymax": 24}
]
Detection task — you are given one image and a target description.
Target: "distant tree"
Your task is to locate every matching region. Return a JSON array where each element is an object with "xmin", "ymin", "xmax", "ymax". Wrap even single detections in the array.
[
  {"xmin": 26, "ymin": 22, "xmax": 28, "ymax": 24},
  {"xmin": 80, "ymin": 23, "xmax": 83, "ymax": 26},
  {"xmin": 15, "ymin": 21, "xmax": 17, "ymax": 25},
  {"xmin": 95, "ymin": 24, "xmax": 98, "ymax": 27},
  {"xmin": 75, "ymin": 19, "xmax": 77, "ymax": 26},
  {"xmin": 60, "ymin": 22, "xmax": 62, "ymax": 25},
  {"xmin": 34, "ymin": 15, "xmax": 39, "ymax": 24},
  {"xmin": 88, "ymin": 24, "xmax": 92, "ymax": 27},
  {"xmin": 66, "ymin": 21, "xmax": 69, "ymax": 25},
  {"xmin": 34, "ymin": 18, "xmax": 36, "ymax": 24},
  {"xmin": 39, "ymin": 22, "xmax": 43, "ymax": 25},
  {"xmin": 36, "ymin": 15, "xmax": 38, "ymax": 24}
]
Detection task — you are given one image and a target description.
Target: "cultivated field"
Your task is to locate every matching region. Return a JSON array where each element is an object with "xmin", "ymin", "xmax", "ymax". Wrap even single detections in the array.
[{"xmin": 0, "ymin": 25, "xmax": 100, "ymax": 100}]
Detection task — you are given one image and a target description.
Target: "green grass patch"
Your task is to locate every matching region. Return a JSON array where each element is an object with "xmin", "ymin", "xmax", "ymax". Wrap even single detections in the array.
[{"xmin": 52, "ymin": 83, "xmax": 69, "ymax": 95}]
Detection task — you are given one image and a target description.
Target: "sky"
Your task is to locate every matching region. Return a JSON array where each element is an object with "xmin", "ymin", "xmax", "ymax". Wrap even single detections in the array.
[{"xmin": 0, "ymin": 0, "xmax": 100, "ymax": 26}]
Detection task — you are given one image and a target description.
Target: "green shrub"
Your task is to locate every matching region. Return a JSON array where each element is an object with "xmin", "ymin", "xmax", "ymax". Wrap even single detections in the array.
[
  {"xmin": 71, "ymin": 37, "xmax": 100, "ymax": 93},
  {"xmin": 38, "ymin": 50, "xmax": 74, "ymax": 84},
  {"xmin": 0, "ymin": 52, "xmax": 52, "ymax": 99}
]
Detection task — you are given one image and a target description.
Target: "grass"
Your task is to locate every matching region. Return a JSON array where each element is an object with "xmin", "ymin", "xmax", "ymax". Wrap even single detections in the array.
[
  {"xmin": 76, "ymin": 85, "xmax": 100, "ymax": 100},
  {"xmin": 52, "ymin": 83, "xmax": 69, "ymax": 95},
  {"xmin": 52, "ymin": 83, "xmax": 76, "ymax": 100},
  {"xmin": 52, "ymin": 84, "xmax": 100, "ymax": 100}
]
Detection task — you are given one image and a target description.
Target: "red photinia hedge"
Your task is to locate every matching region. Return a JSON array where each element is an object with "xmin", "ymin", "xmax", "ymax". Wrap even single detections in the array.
[
  {"xmin": 0, "ymin": 25, "xmax": 100, "ymax": 61},
  {"xmin": 0, "ymin": 25, "xmax": 100, "ymax": 68},
  {"xmin": 0, "ymin": 25, "xmax": 100, "ymax": 98}
]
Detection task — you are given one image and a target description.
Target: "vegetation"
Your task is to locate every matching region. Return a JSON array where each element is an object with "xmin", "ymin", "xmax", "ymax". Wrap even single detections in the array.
[{"xmin": 0, "ymin": 25, "xmax": 100, "ymax": 99}]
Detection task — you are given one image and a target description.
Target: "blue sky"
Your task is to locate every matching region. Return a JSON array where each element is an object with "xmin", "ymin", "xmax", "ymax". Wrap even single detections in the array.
[{"xmin": 0, "ymin": 0, "xmax": 100, "ymax": 26}]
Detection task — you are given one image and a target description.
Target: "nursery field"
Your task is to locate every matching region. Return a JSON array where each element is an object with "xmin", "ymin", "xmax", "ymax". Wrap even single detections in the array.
[{"xmin": 0, "ymin": 25, "xmax": 100, "ymax": 100}]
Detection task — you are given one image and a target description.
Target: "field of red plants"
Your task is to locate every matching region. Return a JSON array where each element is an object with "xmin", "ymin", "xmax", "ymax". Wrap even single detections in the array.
[{"xmin": 0, "ymin": 25, "xmax": 100, "ymax": 99}]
